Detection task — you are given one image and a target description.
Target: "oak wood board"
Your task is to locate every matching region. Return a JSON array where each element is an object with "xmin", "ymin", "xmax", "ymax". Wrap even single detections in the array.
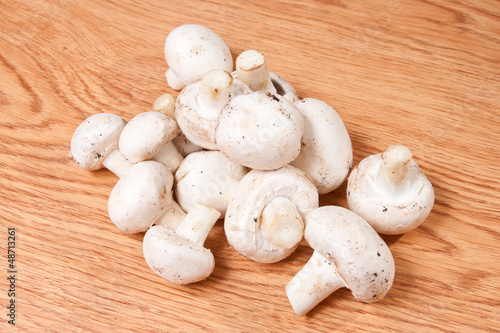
[{"xmin": 0, "ymin": 0, "xmax": 499, "ymax": 332}]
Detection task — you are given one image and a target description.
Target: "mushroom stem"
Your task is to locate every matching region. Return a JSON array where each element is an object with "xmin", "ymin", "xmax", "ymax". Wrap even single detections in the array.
[
  {"xmin": 155, "ymin": 198, "xmax": 187, "ymax": 230},
  {"xmin": 236, "ymin": 50, "xmax": 277, "ymax": 93},
  {"xmin": 198, "ymin": 70, "xmax": 234, "ymax": 111},
  {"xmin": 153, "ymin": 141, "xmax": 184, "ymax": 172},
  {"xmin": 261, "ymin": 197, "xmax": 304, "ymax": 249},
  {"xmin": 153, "ymin": 93, "xmax": 176, "ymax": 120},
  {"xmin": 376, "ymin": 145, "xmax": 412, "ymax": 194},
  {"xmin": 175, "ymin": 204, "xmax": 221, "ymax": 246},
  {"xmin": 101, "ymin": 149, "xmax": 132, "ymax": 178},
  {"xmin": 165, "ymin": 68, "xmax": 186, "ymax": 90},
  {"xmin": 286, "ymin": 250, "xmax": 346, "ymax": 316}
]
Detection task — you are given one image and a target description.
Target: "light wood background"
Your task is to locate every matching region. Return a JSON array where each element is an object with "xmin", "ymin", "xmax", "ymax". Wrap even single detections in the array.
[{"xmin": 1, "ymin": 0, "xmax": 499, "ymax": 332}]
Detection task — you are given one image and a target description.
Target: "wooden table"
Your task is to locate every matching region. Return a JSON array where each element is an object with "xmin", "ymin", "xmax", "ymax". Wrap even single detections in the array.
[{"xmin": 1, "ymin": 1, "xmax": 499, "ymax": 332}]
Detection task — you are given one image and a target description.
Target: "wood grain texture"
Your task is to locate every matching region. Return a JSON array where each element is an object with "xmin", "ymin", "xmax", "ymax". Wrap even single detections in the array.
[{"xmin": 1, "ymin": 0, "xmax": 499, "ymax": 332}]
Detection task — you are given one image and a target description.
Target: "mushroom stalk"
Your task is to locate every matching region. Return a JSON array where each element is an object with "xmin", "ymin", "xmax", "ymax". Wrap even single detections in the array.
[
  {"xmin": 261, "ymin": 197, "xmax": 304, "ymax": 249},
  {"xmin": 165, "ymin": 68, "xmax": 187, "ymax": 90},
  {"xmin": 376, "ymin": 145, "xmax": 412, "ymax": 196},
  {"xmin": 286, "ymin": 251, "xmax": 346, "ymax": 316},
  {"xmin": 198, "ymin": 69, "xmax": 234, "ymax": 110},
  {"xmin": 155, "ymin": 198, "xmax": 188, "ymax": 230},
  {"xmin": 236, "ymin": 50, "xmax": 276, "ymax": 93},
  {"xmin": 153, "ymin": 141, "xmax": 184, "ymax": 172},
  {"xmin": 101, "ymin": 149, "xmax": 133, "ymax": 178},
  {"xmin": 174, "ymin": 204, "xmax": 221, "ymax": 245}
]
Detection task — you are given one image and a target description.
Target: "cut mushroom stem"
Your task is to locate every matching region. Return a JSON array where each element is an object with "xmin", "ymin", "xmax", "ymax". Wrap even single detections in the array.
[
  {"xmin": 236, "ymin": 50, "xmax": 276, "ymax": 94},
  {"xmin": 376, "ymin": 145, "xmax": 412, "ymax": 195},
  {"xmin": 199, "ymin": 69, "xmax": 234, "ymax": 110},
  {"xmin": 175, "ymin": 204, "xmax": 221, "ymax": 245},
  {"xmin": 155, "ymin": 197, "xmax": 188, "ymax": 230},
  {"xmin": 101, "ymin": 148, "xmax": 132, "ymax": 178},
  {"xmin": 261, "ymin": 197, "xmax": 304, "ymax": 249},
  {"xmin": 286, "ymin": 251, "xmax": 345, "ymax": 316},
  {"xmin": 153, "ymin": 141, "xmax": 184, "ymax": 171},
  {"xmin": 165, "ymin": 68, "xmax": 187, "ymax": 90}
]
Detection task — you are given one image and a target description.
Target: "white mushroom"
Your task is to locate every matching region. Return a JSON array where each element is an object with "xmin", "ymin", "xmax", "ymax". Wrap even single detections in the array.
[
  {"xmin": 346, "ymin": 145, "xmax": 435, "ymax": 235},
  {"xmin": 70, "ymin": 113, "xmax": 132, "ymax": 178},
  {"xmin": 175, "ymin": 69, "xmax": 251, "ymax": 150},
  {"xmin": 290, "ymin": 98, "xmax": 353, "ymax": 194},
  {"xmin": 224, "ymin": 165, "xmax": 319, "ymax": 263},
  {"xmin": 152, "ymin": 93, "xmax": 176, "ymax": 120},
  {"xmin": 143, "ymin": 203, "xmax": 221, "ymax": 285},
  {"xmin": 108, "ymin": 161, "xmax": 174, "ymax": 234},
  {"xmin": 175, "ymin": 150, "xmax": 248, "ymax": 217},
  {"xmin": 164, "ymin": 24, "xmax": 233, "ymax": 90},
  {"xmin": 152, "ymin": 93, "xmax": 203, "ymax": 156},
  {"xmin": 119, "ymin": 111, "xmax": 184, "ymax": 172},
  {"xmin": 153, "ymin": 197, "xmax": 187, "ymax": 231},
  {"xmin": 215, "ymin": 91, "xmax": 304, "ymax": 170},
  {"xmin": 286, "ymin": 206, "xmax": 395, "ymax": 316},
  {"xmin": 235, "ymin": 50, "xmax": 298, "ymax": 103}
]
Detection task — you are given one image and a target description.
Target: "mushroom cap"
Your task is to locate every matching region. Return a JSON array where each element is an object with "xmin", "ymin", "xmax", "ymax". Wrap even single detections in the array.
[
  {"xmin": 224, "ymin": 165, "xmax": 319, "ymax": 263},
  {"xmin": 346, "ymin": 153, "xmax": 435, "ymax": 235},
  {"xmin": 175, "ymin": 73, "xmax": 251, "ymax": 150},
  {"xmin": 119, "ymin": 111, "xmax": 178, "ymax": 164},
  {"xmin": 70, "ymin": 113, "xmax": 126, "ymax": 170},
  {"xmin": 108, "ymin": 161, "xmax": 173, "ymax": 233},
  {"xmin": 164, "ymin": 24, "xmax": 233, "ymax": 89},
  {"xmin": 305, "ymin": 206, "xmax": 395, "ymax": 302},
  {"xmin": 175, "ymin": 150, "xmax": 248, "ymax": 217},
  {"xmin": 215, "ymin": 91, "xmax": 304, "ymax": 170},
  {"xmin": 291, "ymin": 98, "xmax": 353, "ymax": 194},
  {"xmin": 143, "ymin": 225, "xmax": 215, "ymax": 285}
]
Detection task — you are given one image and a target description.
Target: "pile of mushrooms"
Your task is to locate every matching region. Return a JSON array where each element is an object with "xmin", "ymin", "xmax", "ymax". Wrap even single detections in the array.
[{"xmin": 70, "ymin": 24, "xmax": 435, "ymax": 316}]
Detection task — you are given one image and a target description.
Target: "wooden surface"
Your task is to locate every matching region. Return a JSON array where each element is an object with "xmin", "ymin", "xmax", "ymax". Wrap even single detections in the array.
[{"xmin": 1, "ymin": 0, "xmax": 499, "ymax": 332}]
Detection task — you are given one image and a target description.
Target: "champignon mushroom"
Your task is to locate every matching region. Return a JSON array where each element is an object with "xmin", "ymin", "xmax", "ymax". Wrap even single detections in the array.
[
  {"xmin": 215, "ymin": 91, "xmax": 304, "ymax": 170},
  {"xmin": 143, "ymin": 203, "xmax": 221, "ymax": 284},
  {"xmin": 290, "ymin": 98, "xmax": 353, "ymax": 194},
  {"xmin": 118, "ymin": 111, "xmax": 184, "ymax": 172},
  {"xmin": 152, "ymin": 93, "xmax": 203, "ymax": 156},
  {"xmin": 235, "ymin": 50, "xmax": 298, "ymax": 103},
  {"xmin": 71, "ymin": 113, "xmax": 132, "ymax": 178},
  {"xmin": 164, "ymin": 24, "xmax": 233, "ymax": 90},
  {"xmin": 175, "ymin": 150, "xmax": 248, "ymax": 217},
  {"xmin": 224, "ymin": 165, "xmax": 319, "ymax": 263},
  {"xmin": 175, "ymin": 69, "xmax": 251, "ymax": 150},
  {"xmin": 153, "ymin": 93, "xmax": 176, "ymax": 120},
  {"xmin": 286, "ymin": 206, "xmax": 395, "ymax": 316},
  {"xmin": 108, "ymin": 161, "xmax": 174, "ymax": 233},
  {"xmin": 346, "ymin": 145, "xmax": 435, "ymax": 235}
]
